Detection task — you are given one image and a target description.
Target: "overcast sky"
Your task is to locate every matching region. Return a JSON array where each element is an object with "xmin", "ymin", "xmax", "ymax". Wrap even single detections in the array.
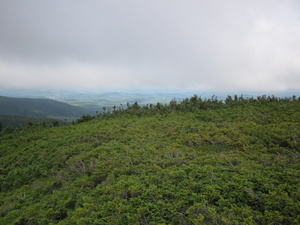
[{"xmin": 0, "ymin": 0, "xmax": 300, "ymax": 91}]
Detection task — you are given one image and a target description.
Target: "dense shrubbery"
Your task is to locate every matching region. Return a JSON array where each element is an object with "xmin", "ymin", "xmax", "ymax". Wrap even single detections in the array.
[
  {"xmin": 0, "ymin": 95, "xmax": 299, "ymax": 224},
  {"xmin": 94, "ymin": 94, "xmax": 300, "ymax": 118},
  {"xmin": 0, "ymin": 115, "xmax": 69, "ymax": 131}
]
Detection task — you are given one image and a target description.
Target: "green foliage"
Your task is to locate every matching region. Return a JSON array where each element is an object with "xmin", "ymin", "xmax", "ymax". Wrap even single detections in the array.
[
  {"xmin": 76, "ymin": 114, "xmax": 94, "ymax": 124},
  {"xmin": 0, "ymin": 95, "xmax": 299, "ymax": 224},
  {"xmin": 0, "ymin": 115, "xmax": 69, "ymax": 130}
]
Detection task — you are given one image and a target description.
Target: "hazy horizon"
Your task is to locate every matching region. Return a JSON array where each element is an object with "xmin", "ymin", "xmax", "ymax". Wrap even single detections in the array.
[{"xmin": 1, "ymin": 87, "xmax": 299, "ymax": 98}]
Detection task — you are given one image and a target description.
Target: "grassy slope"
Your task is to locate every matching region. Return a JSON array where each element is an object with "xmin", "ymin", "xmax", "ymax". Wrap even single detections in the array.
[{"xmin": 0, "ymin": 97, "xmax": 299, "ymax": 224}]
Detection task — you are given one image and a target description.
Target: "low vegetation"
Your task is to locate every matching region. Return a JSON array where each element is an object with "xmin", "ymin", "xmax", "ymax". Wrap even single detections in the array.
[
  {"xmin": 0, "ymin": 95, "xmax": 299, "ymax": 224},
  {"xmin": 0, "ymin": 115, "xmax": 69, "ymax": 131}
]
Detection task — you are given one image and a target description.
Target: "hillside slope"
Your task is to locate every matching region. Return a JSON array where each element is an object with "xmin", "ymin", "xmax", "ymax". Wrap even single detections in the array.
[
  {"xmin": 0, "ymin": 96, "xmax": 299, "ymax": 224},
  {"xmin": 0, "ymin": 96, "xmax": 90, "ymax": 119},
  {"xmin": 0, "ymin": 115, "xmax": 68, "ymax": 129}
]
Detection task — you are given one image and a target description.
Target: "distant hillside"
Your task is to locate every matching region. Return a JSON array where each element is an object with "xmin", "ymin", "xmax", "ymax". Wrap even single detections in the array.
[{"xmin": 0, "ymin": 96, "xmax": 90, "ymax": 119}]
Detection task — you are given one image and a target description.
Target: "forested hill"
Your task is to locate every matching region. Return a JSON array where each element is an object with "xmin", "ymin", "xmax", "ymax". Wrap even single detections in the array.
[
  {"xmin": 0, "ymin": 96, "xmax": 89, "ymax": 118},
  {"xmin": 0, "ymin": 95, "xmax": 299, "ymax": 224}
]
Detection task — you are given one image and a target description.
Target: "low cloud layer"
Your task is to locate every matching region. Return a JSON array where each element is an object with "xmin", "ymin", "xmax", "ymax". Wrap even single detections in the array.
[{"xmin": 1, "ymin": 0, "xmax": 300, "ymax": 91}]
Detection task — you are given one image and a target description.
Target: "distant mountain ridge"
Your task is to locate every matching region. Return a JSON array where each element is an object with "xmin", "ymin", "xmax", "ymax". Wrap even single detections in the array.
[{"xmin": 0, "ymin": 96, "xmax": 90, "ymax": 119}]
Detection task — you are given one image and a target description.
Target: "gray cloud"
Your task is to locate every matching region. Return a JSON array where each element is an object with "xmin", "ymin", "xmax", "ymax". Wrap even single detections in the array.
[{"xmin": 0, "ymin": 0, "xmax": 300, "ymax": 91}]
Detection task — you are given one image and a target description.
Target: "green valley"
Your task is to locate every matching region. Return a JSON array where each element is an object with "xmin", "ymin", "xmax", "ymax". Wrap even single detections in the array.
[{"xmin": 0, "ymin": 95, "xmax": 299, "ymax": 224}]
